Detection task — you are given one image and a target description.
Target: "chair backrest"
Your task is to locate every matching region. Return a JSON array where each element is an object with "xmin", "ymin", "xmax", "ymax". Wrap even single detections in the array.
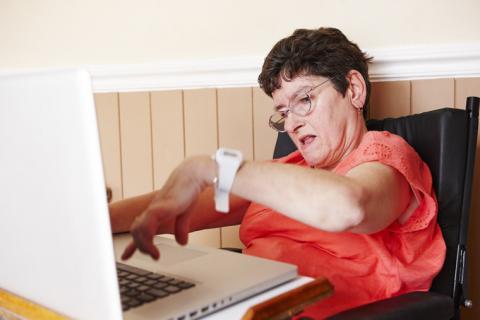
[{"xmin": 273, "ymin": 97, "xmax": 479, "ymax": 308}]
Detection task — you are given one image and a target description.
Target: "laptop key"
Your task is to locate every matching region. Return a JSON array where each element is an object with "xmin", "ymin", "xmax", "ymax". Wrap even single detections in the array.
[
  {"xmin": 146, "ymin": 274, "xmax": 164, "ymax": 280},
  {"xmin": 159, "ymin": 276, "xmax": 175, "ymax": 283},
  {"xmin": 164, "ymin": 285, "xmax": 182, "ymax": 294},
  {"xmin": 143, "ymin": 279, "xmax": 157, "ymax": 286},
  {"xmin": 178, "ymin": 282, "xmax": 195, "ymax": 289},
  {"xmin": 121, "ymin": 296, "xmax": 132, "ymax": 304},
  {"xmin": 147, "ymin": 288, "xmax": 169, "ymax": 298},
  {"xmin": 127, "ymin": 298, "xmax": 143, "ymax": 308},
  {"xmin": 119, "ymin": 279, "xmax": 129, "ymax": 286},
  {"xmin": 127, "ymin": 282, "xmax": 140, "ymax": 289},
  {"xmin": 134, "ymin": 276, "xmax": 148, "ymax": 283},
  {"xmin": 168, "ymin": 279, "xmax": 182, "ymax": 285},
  {"xmin": 155, "ymin": 279, "xmax": 170, "ymax": 285},
  {"xmin": 116, "ymin": 262, "xmax": 152, "ymax": 276},
  {"xmin": 124, "ymin": 289, "xmax": 140, "ymax": 297},
  {"xmin": 153, "ymin": 282, "xmax": 168, "ymax": 290},
  {"xmin": 137, "ymin": 292, "xmax": 156, "ymax": 303},
  {"xmin": 137, "ymin": 285, "xmax": 150, "ymax": 292},
  {"xmin": 125, "ymin": 274, "xmax": 138, "ymax": 280}
]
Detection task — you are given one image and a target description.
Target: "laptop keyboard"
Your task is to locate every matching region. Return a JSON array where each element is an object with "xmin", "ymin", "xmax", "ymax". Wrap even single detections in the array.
[{"xmin": 117, "ymin": 262, "xmax": 195, "ymax": 311}]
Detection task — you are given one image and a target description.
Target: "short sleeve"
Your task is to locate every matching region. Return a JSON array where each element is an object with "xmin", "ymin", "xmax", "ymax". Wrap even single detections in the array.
[{"xmin": 335, "ymin": 131, "xmax": 438, "ymax": 233}]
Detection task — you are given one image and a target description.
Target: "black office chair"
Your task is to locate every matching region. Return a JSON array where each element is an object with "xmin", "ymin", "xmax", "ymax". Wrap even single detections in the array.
[{"xmin": 273, "ymin": 97, "xmax": 480, "ymax": 320}]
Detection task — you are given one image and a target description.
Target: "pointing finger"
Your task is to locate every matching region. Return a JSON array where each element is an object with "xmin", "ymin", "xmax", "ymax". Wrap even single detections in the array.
[{"xmin": 121, "ymin": 241, "xmax": 137, "ymax": 260}]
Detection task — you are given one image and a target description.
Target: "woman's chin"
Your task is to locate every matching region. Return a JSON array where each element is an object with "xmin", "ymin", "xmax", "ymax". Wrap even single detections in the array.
[
  {"xmin": 302, "ymin": 154, "xmax": 322, "ymax": 167},
  {"xmin": 302, "ymin": 152, "xmax": 333, "ymax": 169}
]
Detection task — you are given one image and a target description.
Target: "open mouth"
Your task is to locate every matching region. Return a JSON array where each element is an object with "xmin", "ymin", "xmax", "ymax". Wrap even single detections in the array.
[{"xmin": 299, "ymin": 135, "xmax": 316, "ymax": 146}]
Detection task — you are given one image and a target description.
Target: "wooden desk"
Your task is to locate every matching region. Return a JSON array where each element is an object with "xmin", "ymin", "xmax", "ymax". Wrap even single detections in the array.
[
  {"xmin": 206, "ymin": 276, "xmax": 332, "ymax": 320},
  {"xmin": 0, "ymin": 276, "xmax": 332, "ymax": 320},
  {"xmin": 0, "ymin": 288, "xmax": 67, "ymax": 319}
]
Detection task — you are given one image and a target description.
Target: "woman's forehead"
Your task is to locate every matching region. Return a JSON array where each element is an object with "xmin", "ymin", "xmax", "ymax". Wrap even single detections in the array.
[{"xmin": 272, "ymin": 75, "xmax": 325, "ymax": 100}]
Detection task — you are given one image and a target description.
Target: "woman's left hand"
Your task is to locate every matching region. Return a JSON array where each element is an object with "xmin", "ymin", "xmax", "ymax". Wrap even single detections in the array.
[{"xmin": 121, "ymin": 156, "xmax": 214, "ymax": 260}]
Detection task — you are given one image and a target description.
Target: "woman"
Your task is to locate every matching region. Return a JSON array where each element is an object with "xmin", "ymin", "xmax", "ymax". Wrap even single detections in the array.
[{"xmin": 109, "ymin": 28, "xmax": 445, "ymax": 318}]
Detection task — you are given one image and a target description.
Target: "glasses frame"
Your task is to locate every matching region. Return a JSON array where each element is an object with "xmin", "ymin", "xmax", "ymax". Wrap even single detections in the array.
[{"xmin": 268, "ymin": 78, "xmax": 330, "ymax": 132}]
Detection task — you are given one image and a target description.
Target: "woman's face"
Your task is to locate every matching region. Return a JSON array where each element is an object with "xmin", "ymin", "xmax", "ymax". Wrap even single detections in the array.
[{"xmin": 271, "ymin": 74, "xmax": 366, "ymax": 168}]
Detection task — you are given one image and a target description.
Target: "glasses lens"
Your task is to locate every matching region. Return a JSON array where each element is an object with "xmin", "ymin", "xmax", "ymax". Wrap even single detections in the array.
[
  {"xmin": 269, "ymin": 113, "xmax": 286, "ymax": 132},
  {"xmin": 291, "ymin": 95, "xmax": 311, "ymax": 116}
]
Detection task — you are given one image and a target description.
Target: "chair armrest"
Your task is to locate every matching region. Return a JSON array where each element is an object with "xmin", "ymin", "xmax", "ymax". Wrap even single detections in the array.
[{"xmin": 327, "ymin": 292, "xmax": 454, "ymax": 320}]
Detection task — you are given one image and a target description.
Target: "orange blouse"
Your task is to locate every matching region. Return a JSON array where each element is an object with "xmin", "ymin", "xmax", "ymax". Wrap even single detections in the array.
[{"xmin": 240, "ymin": 131, "xmax": 446, "ymax": 319}]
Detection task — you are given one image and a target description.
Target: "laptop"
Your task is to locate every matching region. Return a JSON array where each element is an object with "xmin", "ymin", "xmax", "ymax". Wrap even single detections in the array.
[{"xmin": 0, "ymin": 68, "xmax": 297, "ymax": 320}]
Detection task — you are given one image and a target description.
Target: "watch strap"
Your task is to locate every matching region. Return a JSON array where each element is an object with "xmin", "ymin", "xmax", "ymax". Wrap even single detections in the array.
[{"xmin": 213, "ymin": 148, "xmax": 243, "ymax": 213}]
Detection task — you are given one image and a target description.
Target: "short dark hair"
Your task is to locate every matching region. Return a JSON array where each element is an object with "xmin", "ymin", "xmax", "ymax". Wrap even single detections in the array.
[{"xmin": 258, "ymin": 27, "xmax": 373, "ymax": 118}]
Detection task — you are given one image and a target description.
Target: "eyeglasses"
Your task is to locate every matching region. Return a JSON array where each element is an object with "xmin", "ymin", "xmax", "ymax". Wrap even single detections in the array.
[{"xmin": 268, "ymin": 79, "xmax": 330, "ymax": 132}]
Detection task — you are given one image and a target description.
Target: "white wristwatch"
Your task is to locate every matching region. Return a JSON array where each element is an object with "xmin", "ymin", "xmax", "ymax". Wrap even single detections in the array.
[{"xmin": 212, "ymin": 148, "xmax": 243, "ymax": 213}]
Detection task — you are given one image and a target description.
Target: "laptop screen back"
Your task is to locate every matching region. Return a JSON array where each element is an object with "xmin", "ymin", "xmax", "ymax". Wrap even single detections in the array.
[{"xmin": 0, "ymin": 69, "xmax": 121, "ymax": 319}]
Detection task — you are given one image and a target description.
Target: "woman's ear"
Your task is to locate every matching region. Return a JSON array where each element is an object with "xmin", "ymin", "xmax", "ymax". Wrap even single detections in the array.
[{"xmin": 346, "ymin": 70, "xmax": 367, "ymax": 112}]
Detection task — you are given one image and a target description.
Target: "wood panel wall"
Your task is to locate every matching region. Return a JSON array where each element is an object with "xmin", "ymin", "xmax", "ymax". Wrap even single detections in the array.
[
  {"xmin": 94, "ymin": 87, "xmax": 276, "ymax": 249},
  {"xmin": 94, "ymin": 77, "xmax": 480, "ymax": 319}
]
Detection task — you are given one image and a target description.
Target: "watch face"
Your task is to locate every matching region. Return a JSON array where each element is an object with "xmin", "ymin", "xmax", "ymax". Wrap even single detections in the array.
[
  {"xmin": 219, "ymin": 148, "xmax": 242, "ymax": 159},
  {"xmin": 223, "ymin": 149, "xmax": 238, "ymax": 158}
]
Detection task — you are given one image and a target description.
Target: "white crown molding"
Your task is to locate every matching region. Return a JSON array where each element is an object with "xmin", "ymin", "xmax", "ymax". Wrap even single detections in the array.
[
  {"xmin": 367, "ymin": 44, "xmax": 480, "ymax": 81},
  {"xmin": 4, "ymin": 44, "xmax": 479, "ymax": 92},
  {"xmin": 87, "ymin": 57, "xmax": 264, "ymax": 93}
]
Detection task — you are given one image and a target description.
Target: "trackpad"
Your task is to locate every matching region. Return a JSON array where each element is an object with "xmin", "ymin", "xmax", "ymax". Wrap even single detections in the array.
[{"xmin": 136, "ymin": 238, "xmax": 207, "ymax": 266}]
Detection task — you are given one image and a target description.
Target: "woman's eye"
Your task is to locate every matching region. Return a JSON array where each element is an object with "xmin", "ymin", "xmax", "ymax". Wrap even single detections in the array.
[{"xmin": 300, "ymin": 96, "xmax": 310, "ymax": 104}]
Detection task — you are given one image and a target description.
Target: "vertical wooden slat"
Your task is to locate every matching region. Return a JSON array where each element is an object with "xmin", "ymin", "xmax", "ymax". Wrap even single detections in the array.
[
  {"xmin": 217, "ymin": 87, "xmax": 254, "ymax": 158},
  {"xmin": 184, "ymin": 89, "xmax": 218, "ymax": 156},
  {"xmin": 370, "ymin": 81, "xmax": 411, "ymax": 119},
  {"xmin": 411, "ymin": 79, "xmax": 454, "ymax": 113},
  {"xmin": 217, "ymin": 87, "xmax": 253, "ymax": 248},
  {"xmin": 119, "ymin": 92, "xmax": 153, "ymax": 198},
  {"xmin": 455, "ymin": 78, "xmax": 480, "ymax": 320},
  {"xmin": 151, "ymin": 90, "xmax": 185, "ymax": 189},
  {"xmin": 221, "ymin": 225, "xmax": 243, "ymax": 249},
  {"xmin": 94, "ymin": 93, "xmax": 123, "ymax": 201},
  {"xmin": 455, "ymin": 78, "xmax": 480, "ymax": 108},
  {"xmin": 253, "ymin": 87, "xmax": 277, "ymax": 161},
  {"xmin": 183, "ymin": 89, "xmax": 220, "ymax": 247}
]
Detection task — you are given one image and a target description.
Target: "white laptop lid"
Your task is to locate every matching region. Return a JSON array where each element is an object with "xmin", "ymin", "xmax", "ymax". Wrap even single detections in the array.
[
  {"xmin": 0, "ymin": 68, "xmax": 298, "ymax": 320},
  {"xmin": 0, "ymin": 69, "xmax": 122, "ymax": 319}
]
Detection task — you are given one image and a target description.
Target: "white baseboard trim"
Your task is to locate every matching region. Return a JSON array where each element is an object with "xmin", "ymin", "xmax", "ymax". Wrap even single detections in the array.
[{"xmin": 5, "ymin": 44, "xmax": 480, "ymax": 93}]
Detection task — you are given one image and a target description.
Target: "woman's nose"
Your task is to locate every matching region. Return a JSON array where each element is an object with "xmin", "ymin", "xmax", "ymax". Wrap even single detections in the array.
[{"xmin": 285, "ymin": 112, "xmax": 305, "ymax": 133}]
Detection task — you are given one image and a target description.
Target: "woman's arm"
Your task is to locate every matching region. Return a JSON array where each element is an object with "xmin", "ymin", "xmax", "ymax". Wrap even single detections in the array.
[
  {"xmin": 109, "ymin": 192, "xmax": 155, "ymax": 233},
  {"xmin": 123, "ymin": 155, "xmax": 411, "ymax": 259},
  {"xmin": 109, "ymin": 188, "xmax": 249, "ymax": 234},
  {"xmin": 232, "ymin": 160, "xmax": 411, "ymax": 234}
]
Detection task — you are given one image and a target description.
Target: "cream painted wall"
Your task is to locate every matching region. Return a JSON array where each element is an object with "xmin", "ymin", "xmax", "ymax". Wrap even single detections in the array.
[{"xmin": 1, "ymin": 0, "xmax": 480, "ymax": 69}]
